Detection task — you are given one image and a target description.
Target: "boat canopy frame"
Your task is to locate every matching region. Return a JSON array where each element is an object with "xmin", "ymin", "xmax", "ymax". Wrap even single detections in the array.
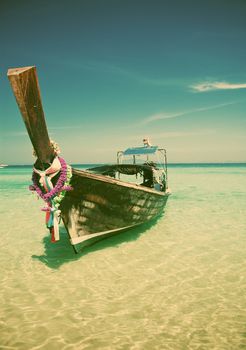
[{"xmin": 117, "ymin": 146, "xmax": 168, "ymax": 185}]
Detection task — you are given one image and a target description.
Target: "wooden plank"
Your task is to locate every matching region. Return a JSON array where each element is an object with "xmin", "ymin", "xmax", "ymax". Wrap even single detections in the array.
[{"xmin": 7, "ymin": 66, "xmax": 55, "ymax": 165}]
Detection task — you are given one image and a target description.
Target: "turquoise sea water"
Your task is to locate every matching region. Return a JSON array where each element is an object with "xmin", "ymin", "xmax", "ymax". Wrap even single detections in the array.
[{"xmin": 0, "ymin": 164, "xmax": 246, "ymax": 349}]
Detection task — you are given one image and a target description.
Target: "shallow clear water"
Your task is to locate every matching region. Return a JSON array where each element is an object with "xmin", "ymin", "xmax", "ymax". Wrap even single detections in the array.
[{"xmin": 0, "ymin": 164, "xmax": 246, "ymax": 349}]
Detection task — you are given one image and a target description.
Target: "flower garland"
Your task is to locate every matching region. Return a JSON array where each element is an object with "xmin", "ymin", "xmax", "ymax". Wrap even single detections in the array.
[
  {"xmin": 30, "ymin": 157, "xmax": 72, "ymax": 202},
  {"xmin": 29, "ymin": 156, "xmax": 73, "ymax": 242}
]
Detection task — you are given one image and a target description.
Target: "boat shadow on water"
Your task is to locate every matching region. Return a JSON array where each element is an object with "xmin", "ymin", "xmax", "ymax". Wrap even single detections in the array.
[{"xmin": 32, "ymin": 217, "xmax": 161, "ymax": 269}]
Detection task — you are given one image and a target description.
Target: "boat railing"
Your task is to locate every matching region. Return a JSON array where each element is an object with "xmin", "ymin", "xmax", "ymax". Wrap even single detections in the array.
[{"xmin": 117, "ymin": 147, "xmax": 168, "ymax": 190}]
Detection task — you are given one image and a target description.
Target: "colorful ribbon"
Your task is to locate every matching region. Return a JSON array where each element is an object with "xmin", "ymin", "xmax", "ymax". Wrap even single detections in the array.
[{"xmin": 34, "ymin": 157, "xmax": 62, "ymax": 242}]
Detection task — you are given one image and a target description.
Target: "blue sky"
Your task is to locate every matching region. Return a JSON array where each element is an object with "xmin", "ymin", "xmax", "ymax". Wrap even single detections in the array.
[{"xmin": 0, "ymin": 0, "xmax": 246, "ymax": 164}]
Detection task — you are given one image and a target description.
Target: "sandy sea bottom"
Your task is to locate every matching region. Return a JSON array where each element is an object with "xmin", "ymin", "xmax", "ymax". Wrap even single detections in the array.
[{"xmin": 0, "ymin": 165, "xmax": 246, "ymax": 349}]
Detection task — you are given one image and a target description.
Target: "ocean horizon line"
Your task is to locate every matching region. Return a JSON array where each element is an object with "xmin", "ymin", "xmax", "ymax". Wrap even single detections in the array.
[{"xmin": 2, "ymin": 162, "xmax": 246, "ymax": 167}]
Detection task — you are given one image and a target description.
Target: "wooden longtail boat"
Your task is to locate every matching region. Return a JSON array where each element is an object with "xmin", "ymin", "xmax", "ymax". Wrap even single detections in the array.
[{"xmin": 7, "ymin": 66, "xmax": 171, "ymax": 253}]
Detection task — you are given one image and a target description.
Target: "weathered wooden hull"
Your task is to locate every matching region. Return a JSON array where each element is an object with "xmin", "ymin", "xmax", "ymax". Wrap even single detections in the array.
[{"xmin": 60, "ymin": 169, "xmax": 170, "ymax": 252}]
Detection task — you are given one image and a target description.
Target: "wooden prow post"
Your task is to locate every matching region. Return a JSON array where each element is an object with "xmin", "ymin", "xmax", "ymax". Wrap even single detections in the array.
[{"xmin": 7, "ymin": 66, "xmax": 55, "ymax": 165}]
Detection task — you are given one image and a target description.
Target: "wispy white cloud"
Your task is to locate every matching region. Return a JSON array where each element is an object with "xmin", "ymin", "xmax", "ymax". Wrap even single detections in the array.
[
  {"xmin": 153, "ymin": 130, "xmax": 217, "ymax": 138},
  {"xmin": 143, "ymin": 112, "xmax": 184, "ymax": 124},
  {"xmin": 59, "ymin": 59, "xmax": 185, "ymax": 87},
  {"xmin": 1, "ymin": 125, "xmax": 81, "ymax": 138},
  {"xmin": 127, "ymin": 129, "xmax": 216, "ymax": 140},
  {"xmin": 49, "ymin": 125, "xmax": 82, "ymax": 130},
  {"xmin": 191, "ymin": 81, "xmax": 246, "ymax": 92},
  {"xmin": 60, "ymin": 59, "xmax": 141, "ymax": 81},
  {"xmin": 142, "ymin": 101, "xmax": 237, "ymax": 125},
  {"xmin": 0, "ymin": 131, "xmax": 28, "ymax": 137}
]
